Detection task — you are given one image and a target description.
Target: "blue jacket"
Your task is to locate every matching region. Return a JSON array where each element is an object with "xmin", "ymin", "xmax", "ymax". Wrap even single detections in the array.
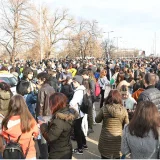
[{"xmin": 24, "ymin": 92, "xmax": 37, "ymax": 117}]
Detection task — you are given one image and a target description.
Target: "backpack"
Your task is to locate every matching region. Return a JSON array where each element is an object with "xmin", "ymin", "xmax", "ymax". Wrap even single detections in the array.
[
  {"xmin": 78, "ymin": 90, "xmax": 92, "ymax": 114},
  {"xmin": 3, "ymin": 134, "xmax": 32, "ymax": 159},
  {"xmin": 95, "ymin": 82, "xmax": 100, "ymax": 97}
]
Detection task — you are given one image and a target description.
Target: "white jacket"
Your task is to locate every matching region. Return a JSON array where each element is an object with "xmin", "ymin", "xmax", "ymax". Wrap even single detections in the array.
[{"xmin": 69, "ymin": 85, "xmax": 85, "ymax": 118}]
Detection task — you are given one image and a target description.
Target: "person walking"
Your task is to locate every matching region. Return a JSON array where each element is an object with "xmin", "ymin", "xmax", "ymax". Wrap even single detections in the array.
[{"xmin": 96, "ymin": 90, "xmax": 129, "ymax": 159}]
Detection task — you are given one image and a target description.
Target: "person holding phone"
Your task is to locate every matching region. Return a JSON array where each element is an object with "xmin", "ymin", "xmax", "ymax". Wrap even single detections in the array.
[{"xmin": 38, "ymin": 93, "xmax": 76, "ymax": 159}]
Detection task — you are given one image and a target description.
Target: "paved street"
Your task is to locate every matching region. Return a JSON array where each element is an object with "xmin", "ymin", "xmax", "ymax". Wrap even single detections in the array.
[{"xmin": 72, "ymin": 102, "xmax": 102, "ymax": 159}]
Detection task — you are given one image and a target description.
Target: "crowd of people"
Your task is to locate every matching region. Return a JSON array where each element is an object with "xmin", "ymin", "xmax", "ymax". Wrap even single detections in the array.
[{"xmin": 0, "ymin": 57, "xmax": 159, "ymax": 159}]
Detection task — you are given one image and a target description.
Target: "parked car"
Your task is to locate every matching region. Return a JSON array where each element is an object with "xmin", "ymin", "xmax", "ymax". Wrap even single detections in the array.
[{"xmin": 0, "ymin": 73, "xmax": 17, "ymax": 95}]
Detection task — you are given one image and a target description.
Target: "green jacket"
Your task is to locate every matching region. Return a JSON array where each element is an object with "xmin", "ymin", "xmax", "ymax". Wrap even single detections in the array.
[
  {"xmin": 0, "ymin": 90, "xmax": 11, "ymax": 116},
  {"xmin": 40, "ymin": 107, "xmax": 75, "ymax": 159},
  {"xmin": 96, "ymin": 103, "xmax": 129, "ymax": 158}
]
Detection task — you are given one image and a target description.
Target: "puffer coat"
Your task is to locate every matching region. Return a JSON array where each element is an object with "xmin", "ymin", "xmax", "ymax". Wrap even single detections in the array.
[
  {"xmin": 0, "ymin": 90, "xmax": 11, "ymax": 116},
  {"xmin": 40, "ymin": 107, "xmax": 76, "ymax": 159},
  {"xmin": 95, "ymin": 103, "xmax": 129, "ymax": 158}
]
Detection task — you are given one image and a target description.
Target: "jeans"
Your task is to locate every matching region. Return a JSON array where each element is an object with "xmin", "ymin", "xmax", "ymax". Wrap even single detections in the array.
[{"xmin": 74, "ymin": 117, "xmax": 86, "ymax": 149}]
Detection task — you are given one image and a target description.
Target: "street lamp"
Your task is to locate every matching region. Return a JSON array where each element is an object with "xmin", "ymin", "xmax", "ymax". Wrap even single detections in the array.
[
  {"xmin": 39, "ymin": 0, "xmax": 43, "ymax": 62},
  {"xmin": 104, "ymin": 31, "xmax": 114, "ymax": 59},
  {"xmin": 113, "ymin": 37, "xmax": 122, "ymax": 52}
]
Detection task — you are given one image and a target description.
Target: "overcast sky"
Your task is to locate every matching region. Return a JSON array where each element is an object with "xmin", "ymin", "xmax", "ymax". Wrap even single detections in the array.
[{"xmin": 37, "ymin": 0, "xmax": 160, "ymax": 56}]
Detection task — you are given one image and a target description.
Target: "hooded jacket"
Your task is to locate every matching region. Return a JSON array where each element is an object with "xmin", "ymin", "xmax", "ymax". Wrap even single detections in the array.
[
  {"xmin": 40, "ymin": 107, "xmax": 76, "ymax": 159},
  {"xmin": 95, "ymin": 103, "xmax": 129, "ymax": 158},
  {"xmin": 0, "ymin": 90, "xmax": 11, "ymax": 116}
]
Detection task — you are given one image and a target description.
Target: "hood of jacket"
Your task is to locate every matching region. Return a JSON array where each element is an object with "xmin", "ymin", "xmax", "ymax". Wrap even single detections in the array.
[
  {"xmin": 53, "ymin": 107, "xmax": 76, "ymax": 123},
  {"xmin": 106, "ymin": 103, "xmax": 125, "ymax": 118},
  {"xmin": 0, "ymin": 90, "xmax": 11, "ymax": 100}
]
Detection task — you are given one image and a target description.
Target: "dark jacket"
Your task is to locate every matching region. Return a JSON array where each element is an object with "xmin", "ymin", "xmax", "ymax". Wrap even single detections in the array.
[
  {"xmin": 24, "ymin": 91, "xmax": 37, "ymax": 117},
  {"xmin": 61, "ymin": 84, "xmax": 74, "ymax": 102},
  {"xmin": 137, "ymin": 85, "xmax": 160, "ymax": 111},
  {"xmin": 40, "ymin": 107, "xmax": 75, "ymax": 159},
  {"xmin": 83, "ymin": 78, "xmax": 96, "ymax": 103},
  {"xmin": 36, "ymin": 83, "xmax": 55, "ymax": 117},
  {"xmin": 49, "ymin": 76, "xmax": 59, "ymax": 92}
]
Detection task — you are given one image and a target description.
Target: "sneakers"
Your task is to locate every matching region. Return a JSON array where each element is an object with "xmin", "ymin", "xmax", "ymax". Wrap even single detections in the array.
[
  {"xmin": 82, "ymin": 144, "xmax": 88, "ymax": 150},
  {"xmin": 73, "ymin": 148, "xmax": 83, "ymax": 155}
]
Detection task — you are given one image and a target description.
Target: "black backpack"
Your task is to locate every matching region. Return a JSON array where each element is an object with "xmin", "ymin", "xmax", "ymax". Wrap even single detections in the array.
[
  {"xmin": 78, "ymin": 90, "xmax": 92, "ymax": 114},
  {"xmin": 3, "ymin": 134, "xmax": 32, "ymax": 159}
]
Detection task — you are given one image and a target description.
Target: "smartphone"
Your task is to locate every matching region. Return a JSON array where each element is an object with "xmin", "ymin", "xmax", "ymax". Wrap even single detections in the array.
[{"xmin": 37, "ymin": 116, "xmax": 45, "ymax": 122}]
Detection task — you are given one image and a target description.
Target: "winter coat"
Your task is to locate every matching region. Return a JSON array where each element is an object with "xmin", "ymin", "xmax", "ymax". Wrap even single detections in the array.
[
  {"xmin": 132, "ymin": 88, "xmax": 145, "ymax": 102},
  {"xmin": 49, "ymin": 76, "xmax": 59, "ymax": 92},
  {"xmin": 24, "ymin": 92, "xmax": 37, "ymax": 117},
  {"xmin": 137, "ymin": 85, "xmax": 160, "ymax": 111},
  {"xmin": 0, "ymin": 90, "xmax": 11, "ymax": 116},
  {"xmin": 40, "ymin": 107, "xmax": 76, "ymax": 159},
  {"xmin": 36, "ymin": 83, "xmax": 55, "ymax": 117},
  {"xmin": 121, "ymin": 125, "xmax": 159, "ymax": 159},
  {"xmin": 95, "ymin": 103, "xmax": 129, "ymax": 158},
  {"xmin": 1, "ymin": 115, "xmax": 39, "ymax": 159},
  {"xmin": 69, "ymin": 85, "xmax": 85, "ymax": 118},
  {"xmin": 61, "ymin": 84, "xmax": 74, "ymax": 102}
]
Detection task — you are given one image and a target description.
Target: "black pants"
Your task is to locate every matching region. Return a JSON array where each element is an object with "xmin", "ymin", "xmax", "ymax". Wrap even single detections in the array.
[
  {"xmin": 88, "ymin": 105, "xmax": 93, "ymax": 129},
  {"xmin": 74, "ymin": 117, "xmax": 86, "ymax": 149},
  {"xmin": 100, "ymin": 88, "xmax": 105, "ymax": 108},
  {"xmin": 37, "ymin": 139, "xmax": 48, "ymax": 159}
]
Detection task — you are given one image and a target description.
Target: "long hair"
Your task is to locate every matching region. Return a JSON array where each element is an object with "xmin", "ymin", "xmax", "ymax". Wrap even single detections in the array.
[
  {"xmin": 129, "ymin": 101, "xmax": 160, "ymax": 139},
  {"xmin": 116, "ymin": 71, "xmax": 125, "ymax": 85},
  {"xmin": 22, "ymin": 67, "xmax": 33, "ymax": 80},
  {"xmin": 49, "ymin": 93, "xmax": 67, "ymax": 114},
  {"xmin": 2, "ymin": 95, "xmax": 36, "ymax": 133},
  {"xmin": 105, "ymin": 90, "xmax": 122, "ymax": 105},
  {"xmin": 88, "ymin": 70, "xmax": 96, "ymax": 82}
]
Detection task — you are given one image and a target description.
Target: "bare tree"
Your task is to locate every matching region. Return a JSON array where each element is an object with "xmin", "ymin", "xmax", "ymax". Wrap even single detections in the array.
[
  {"xmin": 0, "ymin": 0, "xmax": 35, "ymax": 63},
  {"xmin": 40, "ymin": 8, "xmax": 75, "ymax": 58},
  {"xmin": 65, "ymin": 19, "xmax": 102, "ymax": 59}
]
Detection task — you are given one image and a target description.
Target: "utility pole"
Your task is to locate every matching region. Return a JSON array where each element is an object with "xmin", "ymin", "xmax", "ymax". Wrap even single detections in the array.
[{"xmin": 40, "ymin": 0, "xmax": 43, "ymax": 62}]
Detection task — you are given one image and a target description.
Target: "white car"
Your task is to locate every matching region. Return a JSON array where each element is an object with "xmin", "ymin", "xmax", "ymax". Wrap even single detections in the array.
[{"xmin": 0, "ymin": 73, "xmax": 18, "ymax": 95}]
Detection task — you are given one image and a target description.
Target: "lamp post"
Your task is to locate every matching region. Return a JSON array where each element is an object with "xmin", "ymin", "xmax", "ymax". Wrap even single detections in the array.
[
  {"xmin": 114, "ymin": 37, "xmax": 122, "ymax": 52},
  {"xmin": 39, "ymin": 0, "xmax": 43, "ymax": 62},
  {"xmin": 104, "ymin": 31, "xmax": 114, "ymax": 59}
]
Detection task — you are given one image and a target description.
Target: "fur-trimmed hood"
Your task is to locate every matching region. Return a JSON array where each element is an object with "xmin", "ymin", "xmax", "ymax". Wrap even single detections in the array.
[{"xmin": 54, "ymin": 107, "xmax": 76, "ymax": 122}]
